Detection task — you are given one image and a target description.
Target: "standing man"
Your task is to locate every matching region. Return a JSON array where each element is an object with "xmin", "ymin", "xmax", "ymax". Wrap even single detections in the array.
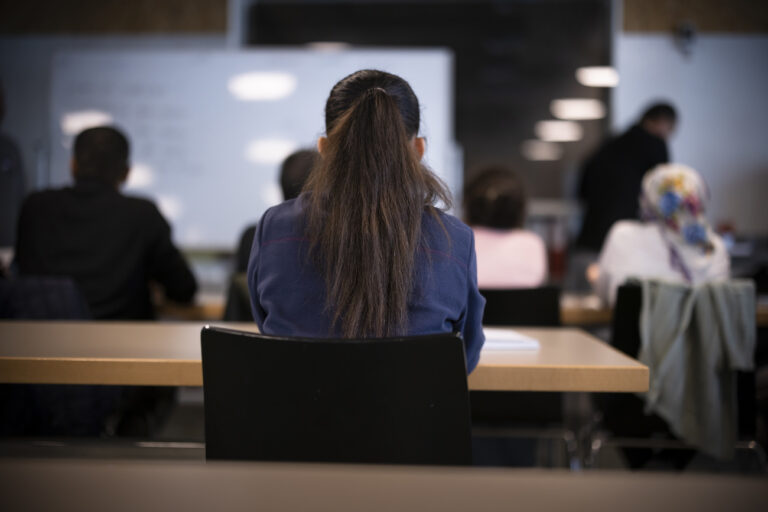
[
  {"xmin": 576, "ymin": 103, "xmax": 677, "ymax": 252},
  {"xmin": 14, "ymin": 126, "xmax": 197, "ymax": 319}
]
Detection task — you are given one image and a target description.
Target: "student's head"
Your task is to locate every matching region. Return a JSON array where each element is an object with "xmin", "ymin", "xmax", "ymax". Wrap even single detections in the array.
[
  {"xmin": 640, "ymin": 163, "xmax": 712, "ymax": 251},
  {"xmin": 305, "ymin": 69, "xmax": 451, "ymax": 338},
  {"xmin": 463, "ymin": 167, "xmax": 527, "ymax": 230},
  {"xmin": 72, "ymin": 126, "xmax": 130, "ymax": 187},
  {"xmin": 280, "ymin": 149, "xmax": 318, "ymax": 200},
  {"xmin": 640, "ymin": 102, "xmax": 677, "ymax": 141}
]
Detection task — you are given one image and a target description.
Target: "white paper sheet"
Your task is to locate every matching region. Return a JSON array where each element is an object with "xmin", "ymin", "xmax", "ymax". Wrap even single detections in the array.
[{"xmin": 482, "ymin": 327, "xmax": 540, "ymax": 351}]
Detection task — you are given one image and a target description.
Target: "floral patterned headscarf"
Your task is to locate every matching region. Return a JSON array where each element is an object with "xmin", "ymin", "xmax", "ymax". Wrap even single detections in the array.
[{"xmin": 640, "ymin": 163, "xmax": 714, "ymax": 281}]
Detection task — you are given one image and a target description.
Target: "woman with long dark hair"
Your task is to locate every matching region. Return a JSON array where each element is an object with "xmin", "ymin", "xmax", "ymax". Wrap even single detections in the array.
[{"xmin": 247, "ymin": 69, "xmax": 485, "ymax": 372}]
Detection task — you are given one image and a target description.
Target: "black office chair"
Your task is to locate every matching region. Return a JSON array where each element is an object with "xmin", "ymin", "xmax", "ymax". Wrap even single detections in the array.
[
  {"xmin": 472, "ymin": 287, "xmax": 576, "ymax": 467},
  {"xmin": 0, "ymin": 276, "xmax": 91, "ymax": 319},
  {"xmin": 201, "ymin": 326, "xmax": 472, "ymax": 465},
  {"xmin": 0, "ymin": 276, "xmax": 170, "ymax": 438},
  {"xmin": 0, "ymin": 276, "xmax": 123, "ymax": 437},
  {"xmin": 480, "ymin": 286, "xmax": 561, "ymax": 327},
  {"xmin": 590, "ymin": 282, "xmax": 764, "ymax": 470},
  {"xmin": 474, "ymin": 287, "xmax": 563, "ymax": 424}
]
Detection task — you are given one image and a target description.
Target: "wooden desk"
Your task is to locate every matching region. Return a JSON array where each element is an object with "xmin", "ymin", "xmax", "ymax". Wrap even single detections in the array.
[
  {"xmin": 1, "ymin": 459, "xmax": 765, "ymax": 512},
  {"xmin": 156, "ymin": 294, "xmax": 613, "ymax": 326},
  {"xmin": 758, "ymin": 301, "xmax": 768, "ymax": 327},
  {"xmin": 157, "ymin": 293, "xmax": 768, "ymax": 327},
  {"xmin": 0, "ymin": 322, "xmax": 648, "ymax": 392},
  {"xmin": 561, "ymin": 294, "xmax": 768, "ymax": 327},
  {"xmin": 559, "ymin": 293, "xmax": 613, "ymax": 325},
  {"xmin": 156, "ymin": 294, "xmax": 615, "ymax": 325}
]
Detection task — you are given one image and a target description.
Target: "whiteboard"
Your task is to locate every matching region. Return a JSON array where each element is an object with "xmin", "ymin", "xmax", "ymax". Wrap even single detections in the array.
[{"xmin": 50, "ymin": 49, "xmax": 456, "ymax": 249}]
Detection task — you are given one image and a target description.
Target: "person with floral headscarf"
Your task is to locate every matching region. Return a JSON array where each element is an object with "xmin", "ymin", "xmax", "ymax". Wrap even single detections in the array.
[{"xmin": 593, "ymin": 163, "xmax": 729, "ymax": 306}]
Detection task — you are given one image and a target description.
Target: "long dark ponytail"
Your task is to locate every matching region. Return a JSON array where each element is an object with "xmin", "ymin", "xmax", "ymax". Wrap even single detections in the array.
[{"xmin": 303, "ymin": 69, "xmax": 451, "ymax": 338}]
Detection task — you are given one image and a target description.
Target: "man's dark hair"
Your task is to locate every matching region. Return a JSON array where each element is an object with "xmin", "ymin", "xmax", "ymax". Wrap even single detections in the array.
[
  {"xmin": 463, "ymin": 166, "xmax": 527, "ymax": 229},
  {"xmin": 640, "ymin": 102, "xmax": 677, "ymax": 123},
  {"xmin": 280, "ymin": 149, "xmax": 318, "ymax": 200},
  {"xmin": 73, "ymin": 126, "xmax": 129, "ymax": 185}
]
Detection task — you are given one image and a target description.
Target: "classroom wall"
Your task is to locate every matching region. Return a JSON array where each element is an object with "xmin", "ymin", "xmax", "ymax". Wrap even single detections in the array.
[{"xmin": 612, "ymin": 33, "xmax": 768, "ymax": 235}]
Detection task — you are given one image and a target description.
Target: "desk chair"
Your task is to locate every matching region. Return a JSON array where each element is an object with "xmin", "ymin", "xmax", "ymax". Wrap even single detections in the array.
[
  {"xmin": 0, "ymin": 276, "xmax": 171, "ymax": 438},
  {"xmin": 589, "ymin": 282, "xmax": 765, "ymax": 471},
  {"xmin": 201, "ymin": 327, "xmax": 472, "ymax": 465},
  {"xmin": 0, "ymin": 276, "xmax": 120, "ymax": 437},
  {"xmin": 0, "ymin": 276, "xmax": 90, "ymax": 319},
  {"xmin": 480, "ymin": 286, "xmax": 561, "ymax": 327},
  {"xmin": 473, "ymin": 287, "xmax": 577, "ymax": 468}
]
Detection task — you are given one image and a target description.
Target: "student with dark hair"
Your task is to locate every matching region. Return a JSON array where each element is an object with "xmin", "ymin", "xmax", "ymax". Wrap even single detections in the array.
[
  {"xmin": 247, "ymin": 69, "xmax": 485, "ymax": 372},
  {"xmin": 279, "ymin": 149, "xmax": 317, "ymax": 202},
  {"xmin": 576, "ymin": 102, "xmax": 678, "ymax": 252},
  {"xmin": 14, "ymin": 126, "xmax": 197, "ymax": 319},
  {"xmin": 463, "ymin": 167, "xmax": 547, "ymax": 288},
  {"xmin": 233, "ymin": 149, "xmax": 318, "ymax": 273}
]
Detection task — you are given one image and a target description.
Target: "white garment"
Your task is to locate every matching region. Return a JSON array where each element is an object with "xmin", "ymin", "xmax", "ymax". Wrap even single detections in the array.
[
  {"xmin": 472, "ymin": 227, "xmax": 548, "ymax": 289},
  {"xmin": 595, "ymin": 221, "xmax": 729, "ymax": 306}
]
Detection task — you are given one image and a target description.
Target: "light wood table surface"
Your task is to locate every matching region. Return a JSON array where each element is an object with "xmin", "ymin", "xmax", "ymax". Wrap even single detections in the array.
[
  {"xmin": 0, "ymin": 321, "xmax": 648, "ymax": 392},
  {"xmin": 1, "ymin": 459, "xmax": 765, "ymax": 512},
  {"xmin": 157, "ymin": 295, "xmax": 617, "ymax": 325},
  {"xmin": 158, "ymin": 293, "xmax": 768, "ymax": 327}
]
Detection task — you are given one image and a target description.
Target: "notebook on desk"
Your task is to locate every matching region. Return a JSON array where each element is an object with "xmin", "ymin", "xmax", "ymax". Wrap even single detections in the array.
[{"xmin": 482, "ymin": 327, "xmax": 540, "ymax": 351}]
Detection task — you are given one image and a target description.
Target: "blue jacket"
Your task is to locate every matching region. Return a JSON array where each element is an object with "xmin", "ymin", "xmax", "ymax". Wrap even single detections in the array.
[{"xmin": 247, "ymin": 197, "xmax": 486, "ymax": 373}]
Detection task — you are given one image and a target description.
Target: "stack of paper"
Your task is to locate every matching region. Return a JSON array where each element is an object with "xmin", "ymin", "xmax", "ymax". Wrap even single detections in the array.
[{"xmin": 482, "ymin": 328, "xmax": 540, "ymax": 351}]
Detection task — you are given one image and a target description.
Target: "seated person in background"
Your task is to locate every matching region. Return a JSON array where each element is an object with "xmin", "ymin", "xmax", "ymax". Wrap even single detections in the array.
[
  {"xmin": 593, "ymin": 163, "xmax": 729, "ymax": 306},
  {"xmin": 14, "ymin": 126, "xmax": 197, "ymax": 319},
  {"xmin": 233, "ymin": 149, "xmax": 318, "ymax": 273},
  {"xmin": 463, "ymin": 167, "xmax": 547, "ymax": 288},
  {"xmin": 247, "ymin": 69, "xmax": 485, "ymax": 372},
  {"xmin": 223, "ymin": 148, "xmax": 317, "ymax": 320}
]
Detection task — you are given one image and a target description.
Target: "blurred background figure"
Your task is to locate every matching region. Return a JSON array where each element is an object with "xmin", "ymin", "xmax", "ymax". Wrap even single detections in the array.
[
  {"xmin": 576, "ymin": 102, "xmax": 677, "ymax": 253},
  {"xmin": 9, "ymin": 125, "xmax": 198, "ymax": 437},
  {"xmin": 463, "ymin": 166, "xmax": 547, "ymax": 289},
  {"xmin": 0, "ymin": 82, "xmax": 25, "ymax": 248},
  {"xmin": 14, "ymin": 126, "xmax": 197, "ymax": 319},
  {"xmin": 592, "ymin": 163, "xmax": 729, "ymax": 306},
  {"xmin": 233, "ymin": 148, "xmax": 318, "ymax": 274},
  {"xmin": 223, "ymin": 148, "xmax": 318, "ymax": 321}
]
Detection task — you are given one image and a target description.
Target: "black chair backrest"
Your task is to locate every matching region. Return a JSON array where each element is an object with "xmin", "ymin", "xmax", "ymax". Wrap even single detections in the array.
[
  {"xmin": 0, "ymin": 276, "xmax": 116, "ymax": 437},
  {"xmin": 201, "ymin": 327, "xmax": 472, "ymax": 465},
  {"xmin": 479, "ymin": 286, "xmax": 561, "ymax": 327},
  {"xmin": 609, "ymin": 283, "xmax": 643, "ymax": 357},
  {"xmin": 473, "ymin": 286, "xmax": 562, "ymax": 424},
  {"xmin": 607, "ymin": 281, "xmax": 756, "ymax": 438},
  {"xmin": 0, "ymin": 276, "xmax": 91, "ymax": 320}
]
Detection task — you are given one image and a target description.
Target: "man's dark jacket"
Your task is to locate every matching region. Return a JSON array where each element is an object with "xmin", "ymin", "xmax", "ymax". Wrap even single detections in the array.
[
  {"xmin": 576, "ymin": 125, "xmax": 669, "ymax": 251},
  {"xmin": 14, "ymin": 179, "xmax": 197, "ymax": 319}
]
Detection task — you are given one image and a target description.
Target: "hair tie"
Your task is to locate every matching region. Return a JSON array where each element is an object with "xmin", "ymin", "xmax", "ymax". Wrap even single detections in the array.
[{"xmin": 371, "ymin": 87, "xmax": 388, "ymax": 94}]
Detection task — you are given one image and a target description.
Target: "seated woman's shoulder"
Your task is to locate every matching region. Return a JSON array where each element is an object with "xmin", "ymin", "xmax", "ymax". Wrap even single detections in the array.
[
  {"xmin": 424, "ymin": 209, "xmax": 474, "ymax": 258},
  {"xmin": 605, "ymin": 220, "xmax": 652, "ymax": 242},
  {"xmin": 514, "ymin": 229, "xmax": 547, "ymax": 249},
  {"xmin": 430, "ymin": 209, "xmax": 472, "ymax": 239},
  {"xmin": 258, "ymin": 198, "xmax": 305, "ymax": 235}
]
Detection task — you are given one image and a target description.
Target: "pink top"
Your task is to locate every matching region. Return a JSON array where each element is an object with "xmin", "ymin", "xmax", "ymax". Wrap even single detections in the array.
[{"xmin": 472, "ymin": 227, "xmax": 548, "ymax": 289}]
